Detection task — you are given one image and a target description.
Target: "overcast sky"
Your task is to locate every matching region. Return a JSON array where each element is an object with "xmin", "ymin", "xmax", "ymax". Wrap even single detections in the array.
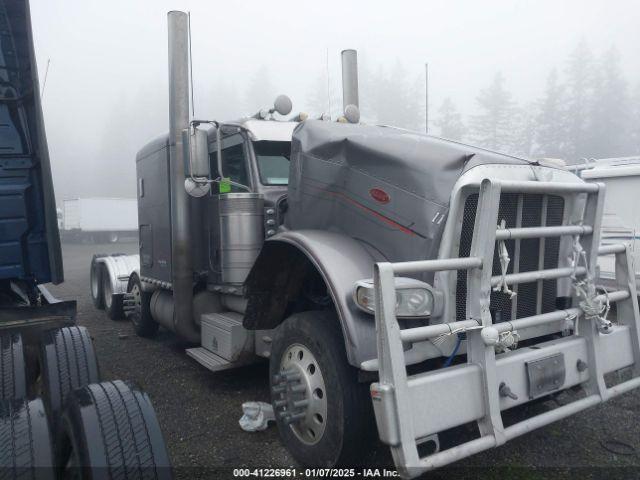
[{"xmin": 30, "ymin": 0, "xmax": 640, "ymax": 201}]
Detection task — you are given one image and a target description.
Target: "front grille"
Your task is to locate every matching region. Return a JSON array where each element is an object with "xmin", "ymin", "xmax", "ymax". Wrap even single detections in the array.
[{"xmin": 456, "ymin": 193, "xmax": 565, "ymax": 323}]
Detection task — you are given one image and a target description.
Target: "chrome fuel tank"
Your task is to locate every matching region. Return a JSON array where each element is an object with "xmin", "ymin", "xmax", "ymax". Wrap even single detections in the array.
[{"xmin": 218, "ymin": 193, "xmax": 264, "ymax": 284}]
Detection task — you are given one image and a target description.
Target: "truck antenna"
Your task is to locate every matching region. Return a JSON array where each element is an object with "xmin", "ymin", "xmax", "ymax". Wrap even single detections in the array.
[
  {"xmin": 326, "ymin": 48, "xmax": 331, "ymax": 119},
  {"xmin": 425, "ymin": 62, "xmax": 429, "ymax": 134},
  {"xmin": 188, "ymin": 11, "xmax": 195, "ymax": 118},
  {"xmin": 41, "ymin": 58, "xmax": 51, "ymax": 98}
]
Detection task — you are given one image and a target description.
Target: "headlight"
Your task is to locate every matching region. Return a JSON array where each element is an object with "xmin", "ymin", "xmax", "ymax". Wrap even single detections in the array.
[{"xmin": 353, "ymin": 277, "xmax": 441, "ymax": 318}]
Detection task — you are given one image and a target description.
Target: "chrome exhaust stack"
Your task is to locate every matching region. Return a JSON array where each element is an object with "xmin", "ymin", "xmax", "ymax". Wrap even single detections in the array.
[
  {"xmin": 167, "ymin": 10, "xmax": 199, "ymax": 343},
  {"xmin": 341, "ymin": 49, "xmax": 359, "ymax": 110},
  {"xmin": 340, "ymin": 49, "xmax": 360, "ymax": 123}
]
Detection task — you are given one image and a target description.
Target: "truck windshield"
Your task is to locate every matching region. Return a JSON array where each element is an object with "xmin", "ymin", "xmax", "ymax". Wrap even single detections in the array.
[{"xmin": 254, "ymin": 141, "xmax": 290, "ymax": 185}]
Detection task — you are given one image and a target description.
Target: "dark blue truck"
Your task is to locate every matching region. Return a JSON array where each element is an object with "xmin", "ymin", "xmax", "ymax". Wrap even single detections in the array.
[
  {"xmin": 0, "ymin": 3, "xmax": 171, "ymax": 478},
  {"xmin": 0, "ymin": 0, "xmax": 74, "ymax": 325}
]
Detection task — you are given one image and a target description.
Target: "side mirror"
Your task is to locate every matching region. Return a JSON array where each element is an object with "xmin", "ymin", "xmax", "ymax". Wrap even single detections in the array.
[{"xmin": 182, "ymin": 126, "xmax": 211, "ymax": 197}]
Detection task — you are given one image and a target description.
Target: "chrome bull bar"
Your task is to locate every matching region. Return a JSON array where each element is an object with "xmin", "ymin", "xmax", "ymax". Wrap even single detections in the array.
[{"xmin": 370, "ymin": 178, "xmax": 640, "ymax": 478}]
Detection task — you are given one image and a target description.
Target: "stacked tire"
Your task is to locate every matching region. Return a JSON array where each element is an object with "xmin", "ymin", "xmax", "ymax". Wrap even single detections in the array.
[
  {"xmin": 0, "ymin": 326, "xmax": 172, "ymax": 479},
  {"xmin": 1, "ymin": 332, "xmax": 54, "ymax": 477},
  {"xmin": 0, "ymin": 397, "xmax": 54, "ymax": 478}
]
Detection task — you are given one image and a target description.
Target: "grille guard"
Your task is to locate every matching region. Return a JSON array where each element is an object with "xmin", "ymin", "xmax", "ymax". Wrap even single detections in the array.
[{"xmin": 369, "ymin": 178, "xmax": 640, "ymax": 478}]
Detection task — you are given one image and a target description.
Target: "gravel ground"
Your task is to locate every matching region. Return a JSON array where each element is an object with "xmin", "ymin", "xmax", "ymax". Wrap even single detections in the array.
[{"xmin": 46, "ymin": 242, "xmax": 640, "ymax": 479}]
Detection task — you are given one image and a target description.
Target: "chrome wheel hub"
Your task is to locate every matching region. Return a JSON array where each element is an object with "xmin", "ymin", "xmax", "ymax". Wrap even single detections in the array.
[
  {"xmin": 273, "ymin": 343, "xmax": 327, "ymax": 445},
  {"xmin": 123, "ymin": 283, "xmax": 141, "ymax": 318}
]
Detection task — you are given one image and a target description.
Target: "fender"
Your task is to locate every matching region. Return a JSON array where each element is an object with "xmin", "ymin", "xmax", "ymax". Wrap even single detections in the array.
[
  {"xmin": 94, "ymin": 254, "xmax": 140, "ymax": 296},
  {"xmin": 245, "ymin": 229, "xmax": 383, "ymax": 367}
]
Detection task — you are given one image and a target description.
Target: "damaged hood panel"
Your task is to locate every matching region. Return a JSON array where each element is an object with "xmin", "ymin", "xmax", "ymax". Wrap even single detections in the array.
[{"xmin": 286, "ymin": 120, "xmax": 540, "ymax": 265}]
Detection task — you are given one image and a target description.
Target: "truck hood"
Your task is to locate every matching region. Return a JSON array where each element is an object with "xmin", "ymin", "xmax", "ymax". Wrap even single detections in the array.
[
  {"xmin": 286, "ymin": 120, "xmax": 566, "ymax": 265},
  {"xmin": 290, "ymin": 120, "xmax": 541, "ymax": 209}
]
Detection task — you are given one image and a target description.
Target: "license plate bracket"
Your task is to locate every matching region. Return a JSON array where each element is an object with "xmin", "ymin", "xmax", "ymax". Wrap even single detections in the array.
[{"xmin": 526, "ymin": 353, "xmax": 566, "ymax": 399}]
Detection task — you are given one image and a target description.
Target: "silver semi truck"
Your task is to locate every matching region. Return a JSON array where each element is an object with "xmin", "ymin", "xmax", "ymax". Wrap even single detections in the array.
[{"xmin": 92, "ymin": 11, "xmax": 640, "ymax": 478}]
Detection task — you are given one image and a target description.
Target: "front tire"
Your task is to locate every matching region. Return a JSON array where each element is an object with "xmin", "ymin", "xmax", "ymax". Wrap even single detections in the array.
[{"xmin": 270, "ymin": 311, "xmax": 374, "ymax": 467}]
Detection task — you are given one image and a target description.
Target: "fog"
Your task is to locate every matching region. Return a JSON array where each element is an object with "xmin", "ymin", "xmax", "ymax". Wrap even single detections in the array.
[{"xmin": 30, "ymin": 0, "xmax": 640, "ymax": 203}]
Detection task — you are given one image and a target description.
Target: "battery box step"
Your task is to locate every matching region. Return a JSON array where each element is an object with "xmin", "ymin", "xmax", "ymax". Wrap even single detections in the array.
[
  {"xmin": 200, "ymin": 311, "xmax": 253, "ymax": 361},
  {"xmin": 186, "ymin": 347, "xmax": 254, "ymax": 373}
]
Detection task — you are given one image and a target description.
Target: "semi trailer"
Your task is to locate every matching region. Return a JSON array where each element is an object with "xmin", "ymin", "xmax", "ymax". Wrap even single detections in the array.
[
  {"xmin": 571, "ymin": 157, "xmax": 640, "ymax": 294},
  {"xmin": 60, "ymin": 197, "xmax": 138, "ymax": 243},
  {"xmin": 93, "ymin": 10, "xmax": 640, "ymax": 477},
  {"xmin": 0, "ymin": 1, "xmax": 170, "ymax": 477}
]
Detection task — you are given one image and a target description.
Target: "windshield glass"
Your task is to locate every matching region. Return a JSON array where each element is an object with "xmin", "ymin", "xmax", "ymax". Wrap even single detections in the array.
[{"xmin": 254, "ymin": 141, "xmax": 290, "ymax": 185}]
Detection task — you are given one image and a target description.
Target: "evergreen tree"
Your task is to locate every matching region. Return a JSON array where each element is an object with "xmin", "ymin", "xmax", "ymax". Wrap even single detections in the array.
[
  {"xmin": 470, "ymin": 72, "xmax": 516, "ymax": 152},
  {"xmin": 411, "ymin": 73, "xmax": 427, "ymax": 133},
  {"xmin": 199, "ymin": 79, "xmax": 241, "ymax": 121},
  {"xmin": 587, "ymin": 47, "xmax": 631, "ymax": 158},
  {"xmin": 535, "ymin": 68, "xmax": 568, "ymax": 158},
  {"xmin": 511, "ymin": 103, "xmax": 538, "ymax": 157},
  {"xmin": 366, "ymin": 64, "xmax": 389, "ymax": 125},
  {"xmin": 434, "ymin": 97, "xmax": 465, "ymax": 141},
  {"xmin": 358, "ymin": 53, "xmax": 377, "ymax": 124},
  {"xmin": 305, "ymin": 70, "xmax": 331, "ymax": 119},
  {"xmin": 243, "ymin": 65, "xmax": 276, "ymax": 115},
  {"xmin": 94, "ymin": 91, "xmax": 141, "ymax": 198},
  {"xmin": 365, "ymin": 59, "xmax": 422, "ymax": 131},
  {"xmin": 564, "ymin": 40, "xmax": 595, "ymax": 160},
  {"xmin": 374, "ymin": 60, "xmax": 407, "ymax": 128}
]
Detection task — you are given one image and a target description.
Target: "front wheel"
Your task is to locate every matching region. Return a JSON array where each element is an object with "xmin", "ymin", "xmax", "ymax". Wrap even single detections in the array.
[{"xmin": 270, "ymin": 311, "xmax": 374, "ymax": 467}]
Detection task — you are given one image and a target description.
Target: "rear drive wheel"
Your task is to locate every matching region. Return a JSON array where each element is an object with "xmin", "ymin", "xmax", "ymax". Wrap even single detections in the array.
[
  {"xmin": 59, "ymin": 380, "xmax": 172, "ymax": 479},
  {"xmin": 0, "ymin": 398, "xmax": 54, "ymax": 478},
  {"xmin": 128, "ymin": 273, "xmax": 159, "ymax": 338},
  {"xmin": 0, "ymin": 332, "xmax": 26, "ymax": 400},
  {"xmin": 90, "ymin": 255, "xmax": 105, "ymax": 309},
  {"xmin": 103, "ymin": 269, "xmax": 124, "ymax": 320},
  {"xmin": 270, "ymin": 311, "xmax": 374, "ymax": 467}
]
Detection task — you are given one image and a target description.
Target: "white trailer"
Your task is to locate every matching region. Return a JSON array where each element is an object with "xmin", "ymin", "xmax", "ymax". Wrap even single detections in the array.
[
  {"xmin": 61, "ymin": 197, "xmax": 138, "ymax": 243},
  {"xmin": 575, "ymin": 157, "xmax": 640, "ymax": 291}
]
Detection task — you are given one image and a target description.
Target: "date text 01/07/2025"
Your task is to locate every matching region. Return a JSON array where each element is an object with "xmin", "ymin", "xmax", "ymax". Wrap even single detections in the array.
[{"xmin": 232, "ymin": 468, "xmax": 400, "ymax": 478}]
